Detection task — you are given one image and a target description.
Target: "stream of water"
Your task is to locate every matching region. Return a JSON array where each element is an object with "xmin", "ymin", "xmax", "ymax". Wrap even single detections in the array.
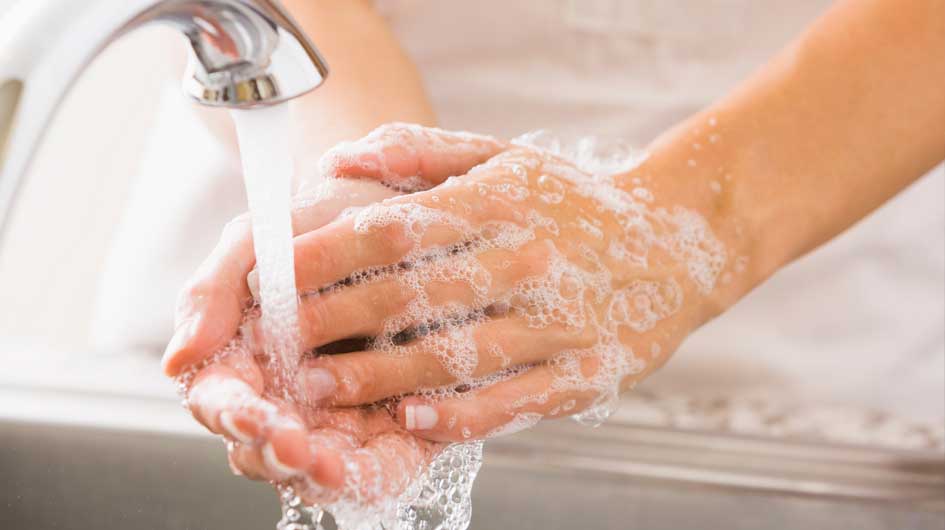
[
  {"xmin": 231, "ymin": 105, "xmax": 302, "ymax": 396},
  {"xmin": 230, "ymin": 106, "xmax": 480, "ymax": 530}
]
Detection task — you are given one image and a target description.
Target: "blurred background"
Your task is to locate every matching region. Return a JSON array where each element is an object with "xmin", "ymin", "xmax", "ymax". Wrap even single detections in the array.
[{"xmin": 0, "ymin": 1, "xmax": 943, "ymax": 529}]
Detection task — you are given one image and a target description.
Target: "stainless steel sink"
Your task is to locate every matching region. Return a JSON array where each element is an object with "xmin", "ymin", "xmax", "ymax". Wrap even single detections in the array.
[{"xmin": 2, "ymin": 404, "xmax": 943, "ymax": 530}]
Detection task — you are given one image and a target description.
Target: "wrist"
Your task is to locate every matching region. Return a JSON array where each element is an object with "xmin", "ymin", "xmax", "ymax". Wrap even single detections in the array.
[{"xmin": 614, "ymin": 112, "xmax": 765, "ymax": 325}]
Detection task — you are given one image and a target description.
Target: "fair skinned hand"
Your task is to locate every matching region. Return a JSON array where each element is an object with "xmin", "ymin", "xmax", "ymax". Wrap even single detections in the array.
[
  {"xmin": 226, "ymin": 129, "xmax": 723, "ymax": 444},
  {"xmin": 165, "ymin": 125, "xmax": 508, "ymax": 502},
  {"xmin": 166, "ymin": 124, "xmax": 733, "ymax": 466}
]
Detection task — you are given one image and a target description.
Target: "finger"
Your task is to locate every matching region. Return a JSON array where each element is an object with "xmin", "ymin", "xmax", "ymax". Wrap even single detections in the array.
[
  {"xmin": 227, "ymin": 443, "xmax": 268, "ymax": 481},
  {"xmin": 396, "ymin": 362, "xmax": 604, "ymax": 443},
  {"xmin": 320, "ymin": 123, "xmax": 506, "ymax": 189},
  {"xmin": 163, "ymin": 179, "xmax": 399, "ymax": 377},
  {"xmin": 227, "ymin": 407, "xmax": 394, "ymax": 486},
  {"xmin": 301, "ymin": 431, "xmax": 434, "ymax": 503},
  {"xmin": 186, "ymin": 355, "xmax": 303, "ymax": 450},
  {"xmin": 226, "ymin": 431, "xmax": 315, "ymax": 483},
  {"xmin": 291, "ymin": 164, "xmax": 549, "ymax": 296},
  {"xmin": 225, "ymin": 415, "xmax": 363, "ymax": 486},
  {"xmin": 294, "ymin": 204, "xmax": 474, "ymax": 293},
  {"xmin": 162, "ymin": 215, "xmax": 255, "ymax": 377},
  {"xmin": 291, "ymin": 239, "xmax": 549, "ymax": 354},
  {"xmin": 300, "ymin": 314, "xmax": 597, "ymax": 407}
]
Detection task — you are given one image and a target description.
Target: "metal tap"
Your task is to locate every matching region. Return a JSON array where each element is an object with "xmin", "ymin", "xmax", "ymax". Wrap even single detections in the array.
[{"xmin": 0, "ymin": 0, "xmax": 329, "ymax": 236}]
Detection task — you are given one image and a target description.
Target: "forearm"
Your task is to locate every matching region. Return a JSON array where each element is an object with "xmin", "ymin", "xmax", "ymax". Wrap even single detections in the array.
[
  {"xmin": 621, "ymin": 0, "xmax": 945, "ymax": 316},
  {"xmin": 283, "ymin": 0, "xmax": 435, "ymax": 167}
]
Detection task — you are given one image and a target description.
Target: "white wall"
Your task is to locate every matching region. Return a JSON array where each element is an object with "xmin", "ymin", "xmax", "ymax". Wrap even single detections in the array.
[{"xmin": 0, "ymin": 5, "xmax": 182, "ymax": 349}]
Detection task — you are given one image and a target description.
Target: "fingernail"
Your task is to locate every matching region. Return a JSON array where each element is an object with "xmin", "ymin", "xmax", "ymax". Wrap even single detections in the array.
[
  {"xmin": 263, "ymin": 442, "xmax": 302, "ymax": 478},
  {"xmin": 247, "ymin": 269, "xmax": 259, "ymax": 301},
  {"xmin": 219, "ymin": 411, "xmax": 254, "ymax": 444},
  {"xmin": 301, "ymin": 368, "xmax": 336, "ymax": 402},
  {"xmin": 405, "ymin": 404, "xmax": 439, "ymax": 431},
  {"xmin": 161, "ymin": 316, "xmax": 200, "ymax": 375}
]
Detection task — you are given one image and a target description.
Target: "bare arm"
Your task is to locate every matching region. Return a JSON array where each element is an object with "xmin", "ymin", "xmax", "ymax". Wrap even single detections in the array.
[
  {"xmin": 282, "ymin": 0, "xmax": 435, "ymax": 164},
  {"xmin": 628, "ymin": 0, "xmax": 945, "ymax": 318}
]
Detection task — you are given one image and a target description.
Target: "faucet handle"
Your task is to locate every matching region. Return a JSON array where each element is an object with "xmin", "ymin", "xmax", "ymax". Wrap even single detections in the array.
[{"xmin": 180, "ymin": 0, "xmax": 329, "ymax": 108}]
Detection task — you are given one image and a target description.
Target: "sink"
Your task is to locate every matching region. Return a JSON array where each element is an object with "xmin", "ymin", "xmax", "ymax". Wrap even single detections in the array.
[{"xmin": 1, "ymin": 386, "xmax": 943, "ymax": 530}]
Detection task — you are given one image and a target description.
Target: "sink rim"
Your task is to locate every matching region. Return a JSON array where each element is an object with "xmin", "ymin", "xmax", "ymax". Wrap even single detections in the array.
[{"xmin": 2, "ymin": 381, "xmax": 942, "ymax": 512}]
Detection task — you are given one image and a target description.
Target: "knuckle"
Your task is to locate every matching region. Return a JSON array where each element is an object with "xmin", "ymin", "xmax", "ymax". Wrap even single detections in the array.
[
  {"xmin": 178, "ymin": 278, "xmax": 210, "ymax": 302},
  {"xmin": 173, "ymin": 279, "xmax": 210, "ymax": 321},
  {"xmin": 302, "ymin": 298, "xmax": 330, "ymax": 344},
  {"xmin": 339, "ymin": 358, "xmax": 381, "ymax": 404},
  {"xmin": 522, "ymin": 243, "xmax": 554, "ymax": 275},
  {"xmin": 175, "ymin": 276, "xmax": 231, "ymax": 321},
  {"xmin": 499, "ymin": 243, "xmax": 552, "ymax": 285},
  {"xmin": 220, "ymin": 213, "xmax": 252, "ymax": 245},
  {"xmin": 363, "ymin": 222, "xmax": 412, "ymax": 261},
  {"xmin": 313, "ymin": 356, "xmax": 380, "ymax": 406},
  {"xmin": 373, "ymin": 122, "xmax": 413, "ymax": 142},
  {"xmin": 378, "ymin": 220, "xmax": 410, "ymax": 249},
  {"xmin": 228, "ymin": 450, "xmax": 264, "ymax": 481},
  {"xmin": 298, "ymin": 238, "xmax": 337, "ymax": 290}
]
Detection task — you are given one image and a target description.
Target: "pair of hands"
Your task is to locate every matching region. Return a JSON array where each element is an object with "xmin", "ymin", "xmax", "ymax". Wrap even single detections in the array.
[{"xmin": 162, "ymin": 124, "xmax": 718, "ymax": 504}]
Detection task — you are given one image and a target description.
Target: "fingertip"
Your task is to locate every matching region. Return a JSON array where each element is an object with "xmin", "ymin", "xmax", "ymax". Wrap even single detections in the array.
[
  {"xmin": 220, "ymin": 410, "xmax": 256, "ymax": 444},
  {"xmin": 264, "ymin": 429, "xmax": 312, "ymax": 477},
  {"xmin": 320, "ymin": 143, "xmax": 381, "ymax": 180},
  {"xmin": 161, "ymin": 316, "xmax": 201, "ymax": 377},
  {"xmin": 306, "ymin": 447, "xmax": 345, "ymax": 490},
  {"xmin": 299, "ymin": 365, "xmax": 338, "ymax": 404},
  {"xmin": 247, "ymin": 269, "xmax": 259, "ymax": 302},
  {"xmin": 227, "ymin": 444, "xmax": 268, "ymax": 481},
  {"xmin": 401, "ymin": 400, "xmax": 439, "ymax": 432}
]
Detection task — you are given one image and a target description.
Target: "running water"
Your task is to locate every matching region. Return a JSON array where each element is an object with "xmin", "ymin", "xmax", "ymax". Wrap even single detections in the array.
[
  {"xmin": 231, "ymin": 105, "xmax": 302, "ymax": 397},
  {"xmin": 231, "ymin": 105, "xmax": 316, "ymax": 528}
]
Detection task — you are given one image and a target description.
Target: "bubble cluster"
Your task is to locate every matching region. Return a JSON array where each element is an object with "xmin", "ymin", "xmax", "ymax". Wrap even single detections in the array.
[
  {"xmin": 396, "ymin": 442, "xmax": 483, "ymax": 530},
  {"xmin": 608, "ymin": 279, "xmax": 683, "ymax": 334}
]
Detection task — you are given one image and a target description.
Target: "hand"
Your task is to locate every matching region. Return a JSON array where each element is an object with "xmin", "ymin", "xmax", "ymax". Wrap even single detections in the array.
[
  {"xmin": 248, "ymin": 131, "xmax": 730, "ymax": 443},
  {"xmin": 164, "ymin": 124, "xmax": 507, "ymax": 502},
  {"xmin": 184, "ymin": 336, "xmax": 441, "ymax": 505},
  {"xmin": 161, "ymin": 123, "xmax": 505, "ymax": 377}
]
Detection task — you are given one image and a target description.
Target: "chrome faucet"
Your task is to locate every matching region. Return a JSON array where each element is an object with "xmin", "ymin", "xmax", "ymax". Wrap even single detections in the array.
[{"xmin": 0, "ymin": 0, "xmax": 329, "ymax": 237}]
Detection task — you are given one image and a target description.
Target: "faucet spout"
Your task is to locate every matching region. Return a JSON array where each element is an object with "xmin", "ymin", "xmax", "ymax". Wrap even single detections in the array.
[{"xmin": 0, "ymin": 0, "xmax": 328, "ymax": 238}]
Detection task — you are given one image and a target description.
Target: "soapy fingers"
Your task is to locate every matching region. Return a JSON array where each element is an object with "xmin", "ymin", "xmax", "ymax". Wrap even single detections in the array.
[
  {"xmin": 396, "ymin": 363, "xmax": 594, "ymax": 442},
  {"xmin": 394, "ymin": 355, "xmax": 659, "ymax": 443},
  {"xmin": 297, "ymin": 316, "xmax": 597, "ymax": 407},
  {"xmin": 162, "ymin": 179, "xmax": 399, "ymax": 377},
  {"xmin": 224, "ymin": 405, "xmax": 438, "ymax": 505},
  {"xmin": 163, "ymin": 124, "xmax": 506, "ymax": 378},
  {"xmin": 319, "ymin": 122, "xmax": 507, "ymax": 190}
]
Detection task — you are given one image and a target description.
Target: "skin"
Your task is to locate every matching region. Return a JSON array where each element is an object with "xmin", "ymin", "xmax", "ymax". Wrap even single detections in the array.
[{"xmin": 162, "ymin": 0, "xmax": 945, "ymax": 504}]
